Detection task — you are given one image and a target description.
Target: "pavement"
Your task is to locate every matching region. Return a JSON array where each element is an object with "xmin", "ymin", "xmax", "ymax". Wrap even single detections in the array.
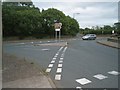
[
  {"xmin": 97, "ymin": 40, "xmax": 119, "ymax": 49},
  {"xmin": 2, "ymin": 53, "xmax": 56, "ymax": 88}
]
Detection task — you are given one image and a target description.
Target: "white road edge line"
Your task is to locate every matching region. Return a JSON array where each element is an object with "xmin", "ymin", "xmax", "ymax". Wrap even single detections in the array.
[
  {"xmin": 48, "ymin": 64, "xmax": 53, "ymax": 68},
  {"xmin": 45, "ymin": 68, "xmax": 51, "ymax": 73}
]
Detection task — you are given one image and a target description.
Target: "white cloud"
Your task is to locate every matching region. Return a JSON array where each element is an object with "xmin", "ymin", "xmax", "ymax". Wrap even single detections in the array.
[{"xmin": 32, "ymin": 2, "xmax": 118, "ymax": 28}]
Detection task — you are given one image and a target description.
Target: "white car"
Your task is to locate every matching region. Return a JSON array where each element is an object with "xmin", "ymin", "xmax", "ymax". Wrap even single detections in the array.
[{"xmin": 82, "ymin": 34, "xmax": 96, "ymax": 40}]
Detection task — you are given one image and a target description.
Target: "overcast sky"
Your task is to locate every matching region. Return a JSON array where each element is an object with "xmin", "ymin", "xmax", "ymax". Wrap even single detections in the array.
[{"xmin": 32, "ymin": 1, "xmax": 119, "ymax": 28}]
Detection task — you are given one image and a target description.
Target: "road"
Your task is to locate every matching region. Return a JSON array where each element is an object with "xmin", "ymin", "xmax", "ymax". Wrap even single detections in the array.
[{"xmin": 3, "ymin": 38, "xmax": 119, "ymax": 89}]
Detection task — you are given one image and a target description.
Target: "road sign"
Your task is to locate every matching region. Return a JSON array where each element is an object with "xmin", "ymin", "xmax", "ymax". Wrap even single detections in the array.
[
  {"xmin": 55, "ymin": 29, "xmax": 60, "ymax": 31},
  {"xmin": 54, "ymin": 23, "xmax": 62, "ymax": 29}
]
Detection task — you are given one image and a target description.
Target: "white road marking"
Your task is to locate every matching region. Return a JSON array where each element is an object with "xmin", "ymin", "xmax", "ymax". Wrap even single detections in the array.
[
  {"xmin": 76, "ymin": 78, "xmax": 92, "ymax": 85},
  {"xmin": 59, "ymin": 61, "xmax": 63, "ymax": 63},
  {"xmin": 41, "ymin": 49, "xmax": 50, "ymax": 51},
  {"xmin": 56, "ymin": 68, "xmax": 62, "ymax": 73},
  {"xmin": 59, "ymin": 47, "xmax": 63, "ymax": 51},
  {"xmin": 93, "ymin": 74, "xmax": 108, "ymax": 80},
  {"xmin": 108, "ymin": 71, "xmax": 119, "ymax": 75},
  {"xmin": 19, "ymin": 43, "xmax": 25, "ymax": 44},
  {"xmin": 55, "ymin": 74, "xmax": 61, "ymax": 80},
  {"xmin": 76, "ymin": 86, "xmax": 82, "ymax": 89},
  {"xmin": 63, "ymin": 47, "xmax": 68, "ymax": 52},
  {"xmin": 58, "ymin": 64, "xmax": 62, "ymax": 67},
  {"xmin": 45, "ymin": 68, "xmax": 51, "ymax": 72},
  {"xmin": 51, "ymin": 61, "xmax": 55, "ymax": 63},
  {"xmin": 53, "ymin": 58, "xmax": 56, "ymax": 60},
  {"xmin": 61, "ymin": 54, "xmax": 64, "ymax": 57},
  {"xmin": 31, "ymin": 42, "xmax": 33, "ymax": 43},
  {"xmin": 48, "ymin": 64, "xmax": 53, "ymax": 68},
  {"xmin": 54, "ymin": 55, "xmax": 57, "ymax": 58},
  {"xmin": 60, "ymin": 58, "xmax": 63, "ymax": 60},
  {"xmin": 40, "ymin": 41, "xmax": 42, "ymax": 43},
  {"xmin": 47, "ymin": 41, "xmax": 50, "ymax": 42},
  {"xmin": 56, "ymin": 54, "xmax": 58, "ymax": 56}
]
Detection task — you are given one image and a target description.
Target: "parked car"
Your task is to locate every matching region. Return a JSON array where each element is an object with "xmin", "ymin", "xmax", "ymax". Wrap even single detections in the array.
[{"xmin": 82, "ymin": 34, "xmax": 96, "ymax": 40}]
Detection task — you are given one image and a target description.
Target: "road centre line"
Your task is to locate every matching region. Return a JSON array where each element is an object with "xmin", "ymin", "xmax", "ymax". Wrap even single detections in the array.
[
  {"xmin": 59, "ymin": 61, "xmax": 63, "ymax": 63},
  {"xmin": 46, "ymin": 46, "xmax": 64, "ymax": 73},
  {"xmin": 53, "ymin": 58, "xmax": 56, "ymax": 60},
  {"xmin": 56, "ymin": 68, "xmax": 62, "ymax": 73},
  {"xmin": 55, "ymin": 74, "xmax": 61, "ymax": 80},
  {"xmin": 58, "ymin": 64, "xmax": 63, "ymax": 67}
]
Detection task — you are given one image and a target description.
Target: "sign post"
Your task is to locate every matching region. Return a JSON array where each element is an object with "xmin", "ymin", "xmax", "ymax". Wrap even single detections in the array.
[{"xmin": 54, "ymin": 22, "xmax": 62, "ymax": 42}]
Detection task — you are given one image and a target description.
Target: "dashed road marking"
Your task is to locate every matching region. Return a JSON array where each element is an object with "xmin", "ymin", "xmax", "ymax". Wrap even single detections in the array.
[
  {"xmin": 93, "ymin": 74, "xmax": 108, "ymax": 80},
  {"xmin": 76, "ymin": 78, "xmax": 92, "ymax": 85},
  {"xmin": 56, "ymin": 68, "xmax": 62, "ymax": 73},
  {"xmin": 53, "ymin": 58, "xmax": 56, "ymax": 60},
  {"xmin": 41, "ymin": 49, "xmax": 50, "ymax": 51},
  {"xmin": 54, "ymin": 55, "xmax": 57, "ymax": 58},
  {"xmin": 76, "ymin": 86, "xmax": 82, "ymax": 89},
  {"xmin": 59, "ymin": 61, "xmax": 63, "ymax": 63},
  {"xmin": 55, "ymin": 74, "xmax": 61, "ymax": 80},
  {"xmin": 60, "ymin": 58, "xmax": 63, "ymax": 60},
  {"xmin": 108, "ymin": 71, "xmax": 119, "ymax": 75},
  {"xmin": 56, "ymin": 54, "xmax": 58, "ymax": 56},
  {"xmin": 58, "ymin": 64, "xmax": 63, "ymax": 67},
  {"xmin": 48, "ymin": 64, "xmax": 53, "ymax": 68},
  {"xmin": 31, "ymin": 42, "xmax": 33, "ymax": 43},
  {"xmin": 45, "ymin": 68, "xmax": 51, "ymax": 72},
  {"xmin": 61, "ymin": 54, "xmax": 64, "ymax": 57},
  {"xmin": 51, "ymin": 61, "xmax": 55, "ymax": 63}
]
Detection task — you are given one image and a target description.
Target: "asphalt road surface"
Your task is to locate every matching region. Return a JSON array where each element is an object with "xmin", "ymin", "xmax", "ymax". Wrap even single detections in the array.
[{"xmin": 3, "ymin": 38, "xmax": 119, "ymax": 89}]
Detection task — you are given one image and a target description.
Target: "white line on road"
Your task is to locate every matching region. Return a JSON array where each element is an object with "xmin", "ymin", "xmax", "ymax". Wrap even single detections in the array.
[
  {"xmin": 45, "ymin": 68, "xmax": 51, "ymax": 73},
  {"xmin": 41, "ymin": 49, "xmax": 50, "ymax": 51},
  {"xmin": 56, "ymin": 68, "xmax": 62, "ymax": 73},
  {"xmin": 51, "ymin": 61, "xmax": 55, "ymax": 63},
  {"xmin": 61, "ymin": 53, "xmax": 64, "ymax": 57},
  {"xmin": 60, "ymin": 58, "xmax": 63, "ymax": 60},
  {"xmin": 93, "ymin": 74, "xmax": 108, "ymax": 80},
  {"xmin": 76, "ymin": 78, "xmax": 92, "ymax": 85},
  {"xmin": 76, "ymin": 86, "xmax": 82, "ymax": 89},
  {"xmin": 54, "ymin": 55, "xmax": 57, "ymax": 58},
  {"xmin": 55, "ymin": 74, "xmax": 61, "ymax": 80},
  {"xmin": 108, "ymin": 71, "xmax": 119, "ymax": 75},
  {"xmin": 59, "ymin": 61, "xmax": 63, "ymax": 63},
  {"xmin": 58, "ymin": 64, "xmax": 62, "ymax": 67},
  {"xmin": 53, "ymin": 58, "xmax": 56, "ymax": 60},
  {"xmin": 48, "ymin": 64, "xmax": 53, "ymax": 68},
  {"xmin": 63, "ymin": 46, "xmax": 68, "ymax": 52},
  {"xmin": 56, "ymin": 54, "xmax": 58, "ymax": 56},
  {"xmin": 58, "ymin": 47, "xmax": 64, "ymax": 51}
]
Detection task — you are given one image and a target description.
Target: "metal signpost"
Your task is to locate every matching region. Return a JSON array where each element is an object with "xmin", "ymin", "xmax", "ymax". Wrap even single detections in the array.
[{"xmin": 54, "ymin": 22, "xmax": 62, "ymax": 42}]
